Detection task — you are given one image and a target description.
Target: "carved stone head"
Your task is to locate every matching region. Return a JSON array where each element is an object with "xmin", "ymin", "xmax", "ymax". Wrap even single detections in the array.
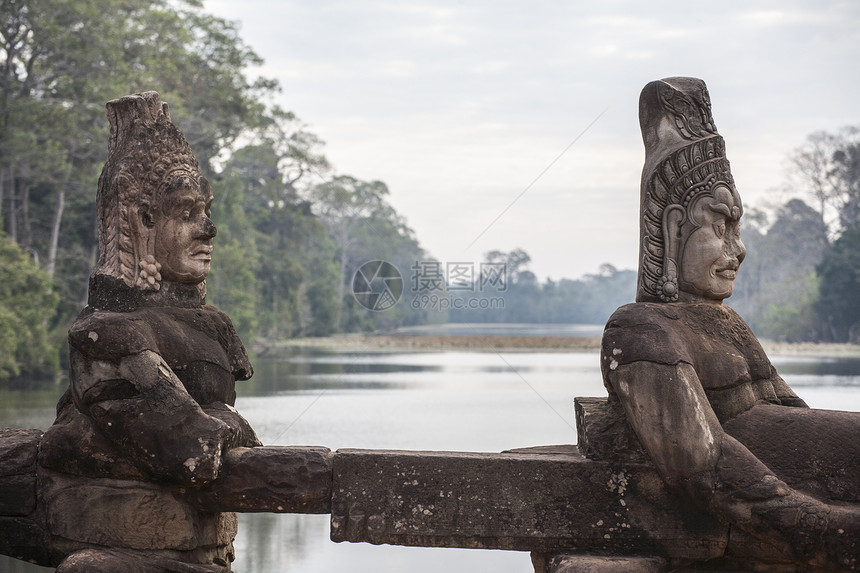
[
  {"xmin": 636, "ymin": 77, "xmax": 745, "ymax": 304},
  {"xmin": 93, "ymin": 91, "xmax": 215, "ymax": 303}
]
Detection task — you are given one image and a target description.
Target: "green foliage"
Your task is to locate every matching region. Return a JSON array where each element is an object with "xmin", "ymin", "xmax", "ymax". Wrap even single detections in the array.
[
  {"xmin": 1, "ymin": 0, "xmax": 432, "ymax": 368},
  {"xmin": 0, "ymin": 0, "xmax": 307, "ymax": 379},
  {"xmin": 788, "ymin": 126, "xmax": 860, "ymax": 235},
  {"xmin": 731, "ymin": 199, "xmax": 829, "ymax": 339},
  {"xmin": 311, "ymin": 175, "xmax": 430, "ymax": 332},
  {"xmin": 816, "ymin": 226, "xmax": 860, "ymax": 342},
  {"xmin": 0, "ymin": 232, "xmax": 58, "ymax": 380},
  {"xmin": 758, "ymin": 273, "xmax": 820, "ymax": 343},
  {"xmin": 207, "ymin": 139, "xmax": 340, "ymax": 341},
  {"xmin": 735, "ymin": 126, "xmax": 860, "ymax": 341}
]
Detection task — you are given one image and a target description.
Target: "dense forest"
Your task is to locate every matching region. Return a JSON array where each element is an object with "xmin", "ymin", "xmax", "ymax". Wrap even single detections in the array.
[
  {"xmin": 0, "ymin": 0, "xmax": 433, "ymax": 382},
  {"xmin": 1, "ymin": 0, "xmax": 858, "ymax": 383}
]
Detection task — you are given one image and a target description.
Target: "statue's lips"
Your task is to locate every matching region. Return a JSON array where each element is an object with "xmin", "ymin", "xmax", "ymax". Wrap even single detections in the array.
[
  {"xmin": 191, "ymin": 245, "xmax": 213, "ymax": 260},
  {"xmin": 715, "ymin": 267, "xmax": 737, "ymax": 279}
]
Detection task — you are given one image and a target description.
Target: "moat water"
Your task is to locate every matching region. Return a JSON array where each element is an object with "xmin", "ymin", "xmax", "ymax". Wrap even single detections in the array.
[{"xmin": 2, "ymin": 341, "xmax": 859, "ymax": 572}]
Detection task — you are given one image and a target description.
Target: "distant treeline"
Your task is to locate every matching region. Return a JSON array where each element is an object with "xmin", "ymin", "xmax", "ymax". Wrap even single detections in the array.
[
  {"xmin": 438, "ymin": 251, "xmax": 637, "ymax": 326},
  {"xmin": 1, "ymin": 1, "xmax": 858, "ymax": 384}
]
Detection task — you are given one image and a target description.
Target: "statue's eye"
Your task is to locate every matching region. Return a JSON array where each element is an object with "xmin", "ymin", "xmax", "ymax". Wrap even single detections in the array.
[
  {"xmin": 182, "ymin": 210, "xmax": 191, "ymax": 221},
  {"xmin": 713, "ymin": 222, "xmax": 726, "ymax": 238}
]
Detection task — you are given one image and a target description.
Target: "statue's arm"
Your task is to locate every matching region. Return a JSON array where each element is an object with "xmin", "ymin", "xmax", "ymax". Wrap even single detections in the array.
[
  {"xmin": 771, "ymin": 374, "xmax": 809, "ymax": 407},
  {"xmin": 69, "ymin": 348, "xmax": 236, "ymax": 485},
  {"xmin": 607, "ymin": 361, "xmax": 858, "ymax": 563},
  {"xmin": 606, "ymin": 361, "xmax": 729, "ymax": 487}
]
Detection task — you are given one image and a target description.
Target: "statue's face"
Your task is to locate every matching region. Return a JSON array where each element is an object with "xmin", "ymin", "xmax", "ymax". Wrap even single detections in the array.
[
  {"xmin": 153, "ymin": 172, "xmax": 216, "ymax": 284},
  {"xmin": 678, "ymin": 185, "xmax": 745, "ymax": 301}
]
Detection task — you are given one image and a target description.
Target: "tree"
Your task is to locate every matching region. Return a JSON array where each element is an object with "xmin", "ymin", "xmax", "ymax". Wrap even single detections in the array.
[
  {"xmin": 787, "ymin": 126, "xmax": 860, "ymax": 237},
  {"xmin": 313, "ymin": 176, "xmax": 396, "ymax": 328},
  {"xmin": 446, "ymin": 251, "xmax": 637, "ymax": 325},
  {"xmin": 0, "ymin": 0, "xmax": 296, "ymax": 374},
  {"xmin": 815, "ymin": 226, "xmax": 860, "ymax": 342},
  {"xmin": 1, "ymin": 0, "xmax": 436, "ymax": 355},
  {"xmin": 1, "ymin": 0, "xmax": 277, "ymax": 308},
  {"xmin": 209, "ymin": 138, "xmax": 338, "ymax": 341},
  {"xmin": 0, "ymin": 231, "xmax": 58, "ymax": 381},
  {"xmin": 731, "ymin": 199, "xmax": 828, "ymax": 340}
]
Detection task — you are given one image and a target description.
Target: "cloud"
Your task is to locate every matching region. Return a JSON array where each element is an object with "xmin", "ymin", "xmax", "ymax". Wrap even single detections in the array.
[{"xmin": 207, "ymin": 0, "xmax": 860, "ymax": 280}]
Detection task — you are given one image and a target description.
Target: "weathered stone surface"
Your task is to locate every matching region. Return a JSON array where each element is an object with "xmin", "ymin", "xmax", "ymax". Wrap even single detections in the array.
[
  {"xmin": 55, "ymin": 548, "xmax": 228, "ymax": 573},
  {"xmin": 41, "ymin": 469, "xmax": 236, "ymax": 552},
  {"xmin": 574, "ymin": 397, "xmax": 647, "ymax": 463},
  {"xmin": 577, "ymin": 396, "xmax": 860, "ymax": 504},
  {"xmin": 0, "ymin": 516, "xmax": 51, "ymax": 566},
  {"xmin": 190, "ymin": 446, "xmax": 333, "ymax": 514},
  {"xmin": 0, "ymin": 428, "xmax": 41, "ymax": 518},
  {"xmin": 39, "ymin": 397, "xmax": 149, "ymax": 481},
  {"xmin": 532, "ymin": 553, "xmax": 668, "ymax": 573},
  {"xmin": 723, "ymin": 403, "xmax": 860, "ymax": 503},
  {"xmin": 330, "ymin": 448, "xmax": 728, "ymax": 559},
  {"xmin": 0, "ymin": 475, "xmax": 37, "ymax": 516},
  {"xmin": 0, "ymin": 428, "xmax": 41, "ymax": 476},
  {"xmin": 601, "ymin": 302, "xmax": 803, "ymax": 423}
]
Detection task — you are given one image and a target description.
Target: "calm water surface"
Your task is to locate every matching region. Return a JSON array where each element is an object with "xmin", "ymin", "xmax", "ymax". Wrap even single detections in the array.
[{"xmin": 1, "ymin": 348, "xmax": 859, "ymax": 573}]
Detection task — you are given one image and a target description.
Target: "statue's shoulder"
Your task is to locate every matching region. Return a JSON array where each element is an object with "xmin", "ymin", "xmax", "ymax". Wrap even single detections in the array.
[
  {"xmin": 604, "ymin": 302, "xmax": 690, "ymax": 335},
  {"xmin": 199, "ymin": 304, "xmax": 253, "ymax": 381},
  {"xmin": 601, "ymin": 302, "xmax": 695, "ymax": 368},
  {"xmin": 68, "ymin": 305, "xmax": 253, "ymax": 380},
  {"xmin": 605, "ymin": 302, "xmax": 677, "ymax": 327},
  {"xmin": 68, "ymin": 307, "xmax": 158, "ymax": 361}
]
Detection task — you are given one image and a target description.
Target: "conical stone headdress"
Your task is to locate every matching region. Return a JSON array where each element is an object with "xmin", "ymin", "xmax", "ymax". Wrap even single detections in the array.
[
  {"xmin": 636, "ymin": 77, "xmax": 739, "ymax": 303},
  {"xmin": 93, "ymin": 91, "xmax": 203, "ymax": 297}
]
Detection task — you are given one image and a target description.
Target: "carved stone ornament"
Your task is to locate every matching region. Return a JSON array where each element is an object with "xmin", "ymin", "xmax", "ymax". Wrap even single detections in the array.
[
  {"xmin": 637, "ymin": 77, "xmax": 742, "ymax": 304},
  {"xmin": 90, "ymin": 91, "xmax": 217, "ymax": 309}
]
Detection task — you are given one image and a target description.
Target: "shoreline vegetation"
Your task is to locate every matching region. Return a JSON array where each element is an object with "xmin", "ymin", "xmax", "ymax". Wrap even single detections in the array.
[{"xmin": 257, "ymin": 335, "xmax": 860, "ymax": 358}]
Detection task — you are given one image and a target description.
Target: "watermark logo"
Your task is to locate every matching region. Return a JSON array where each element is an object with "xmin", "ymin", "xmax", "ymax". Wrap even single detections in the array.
[
  {"xmin": 352, "ymin": 260, "xmax": 404, "ymax": 311},
  {"xmin": 352, "ymin": 259, "xmax": 507, "ymax": 312}
]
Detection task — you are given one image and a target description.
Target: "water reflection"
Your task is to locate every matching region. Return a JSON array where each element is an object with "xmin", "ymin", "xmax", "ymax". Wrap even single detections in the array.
[
  {"xmin": 390, "ymin": 323, "xmax": 605, "ymax": 337},
  {"xmin": 230, "ymin": 348, "xmax": 860, "ymax": 572},
  {"xmin": 0, "ymin": 386, "xmax": 63, "ymax": 430},
  {"xmin": 1, "ymin": 348, "xmax": 859, "ymax": 573},
  {"xmin": 771, "ymin": 356, "xmax": 860, "ymax": 378}
]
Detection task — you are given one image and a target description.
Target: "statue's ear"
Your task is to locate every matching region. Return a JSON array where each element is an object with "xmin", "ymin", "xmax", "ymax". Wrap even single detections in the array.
[
  {"xmin": 655, "ymin": 204, "xmax": 685, "ymax": 301},
  {"xmin": 663, "ymin": 205, "xmax": 685, "ymax": 266}
]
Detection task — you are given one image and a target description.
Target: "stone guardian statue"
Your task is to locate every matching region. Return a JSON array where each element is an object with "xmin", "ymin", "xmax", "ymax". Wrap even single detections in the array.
[
  {"xmin": 601, "ymin": 77, "xmax": 859, "ymax": 570},
  {"xmin": 39, "ymin": 91, "xmax": 261, "ymax": 572}
]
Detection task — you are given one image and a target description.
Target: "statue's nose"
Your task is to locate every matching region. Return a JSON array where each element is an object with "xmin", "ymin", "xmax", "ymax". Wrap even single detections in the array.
[
  {"xmin": 729, "ymin": 236, "xmax": 745, "ymax": 264},
  {"xmin": 200, "ymin": 216, "xmax": 217, "ymax": 239}
]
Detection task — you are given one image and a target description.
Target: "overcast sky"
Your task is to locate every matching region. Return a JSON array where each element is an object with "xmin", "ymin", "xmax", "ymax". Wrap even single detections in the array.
[{"xmin": 206, "ymin": 0, "xmax": 859, "ymax": 281}]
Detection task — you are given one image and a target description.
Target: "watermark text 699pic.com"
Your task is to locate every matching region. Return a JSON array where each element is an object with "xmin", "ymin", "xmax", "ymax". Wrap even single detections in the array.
[{"xmin": 351, "ymin": 260, "xmax": 507, "ymax": 312}]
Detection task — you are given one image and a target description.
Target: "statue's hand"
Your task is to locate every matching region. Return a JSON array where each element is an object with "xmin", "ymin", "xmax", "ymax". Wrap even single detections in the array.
[
  {"xmin": 204, "ymin": 402, "xmax": 263, "ymax": 449},
  {"xmin": 819, "ymin": 505, "xmax": 860, "ymax": 570},
  {"xmin": 169, "ymin": 412, "xmax": 232, "ymax": 485},
  {"xmin": 714, "ymin": 481, "xmax": 860, "ymax": 569}
]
